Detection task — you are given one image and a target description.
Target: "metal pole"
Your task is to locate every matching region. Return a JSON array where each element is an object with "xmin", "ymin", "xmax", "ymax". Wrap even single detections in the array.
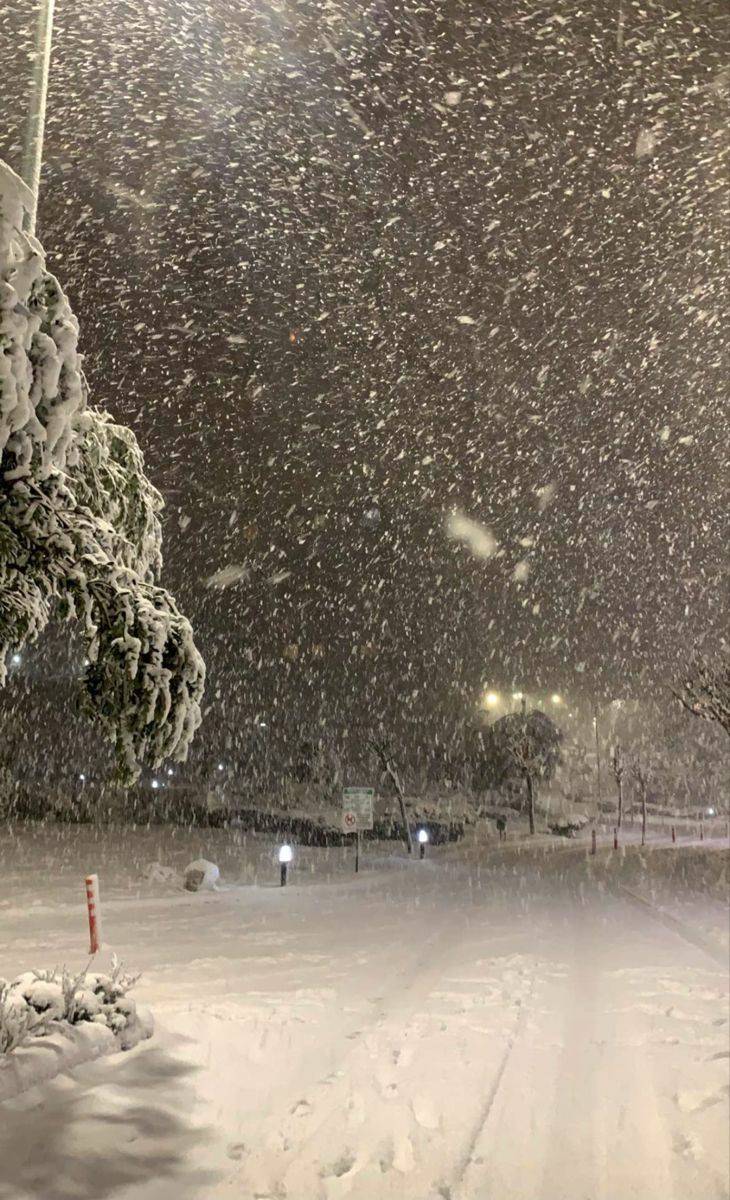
[
  {"xmin": 21, "ymin": 0, "xmax": 56, "ymax": 237},
  {"xmin": 355, "ymin": 831, "xmax": 360, "ymax": 873},
  {"xmin": 593, "ymin": 702, "xmax": 603, "ymax": 805}
]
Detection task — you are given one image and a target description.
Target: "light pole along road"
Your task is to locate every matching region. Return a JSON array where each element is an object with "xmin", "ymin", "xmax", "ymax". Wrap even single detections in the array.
[{"xmin": 21, "ymin": 0, "xmax": 56, "ymax": 237}]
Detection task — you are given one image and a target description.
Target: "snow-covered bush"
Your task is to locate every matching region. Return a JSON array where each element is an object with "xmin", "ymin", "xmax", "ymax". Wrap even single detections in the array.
[
  {"xmin": 184, "ymin": 858, "xmax": 220, "ymax": 891},
  {"xmin": 0, "ymin": 978, "xmax": 35, "ymax": 1053},
  {"xmin": 0, "ymin": 160, "xmax": 204, "ymax": 781},
  {"xmin": 0, "ymin": 957, "xmax": 145, "ymax": 1056}
]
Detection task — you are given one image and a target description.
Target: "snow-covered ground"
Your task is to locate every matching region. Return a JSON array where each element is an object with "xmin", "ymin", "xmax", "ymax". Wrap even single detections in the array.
[{"xmin": 0, "ymin": 824, "xmax": 728, "ymax": 1200}]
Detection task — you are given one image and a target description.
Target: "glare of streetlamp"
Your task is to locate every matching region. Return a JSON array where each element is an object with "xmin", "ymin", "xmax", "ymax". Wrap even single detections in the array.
[
  {"xmin": 512, "ymin": 691, "xmax": 523, "ymax": 701},
  {"xmin": 418, "ymin": 828, "xmax": 429, "ymax": 859},
  {"xmin": 484, "ymin": 691, "xmax": 500, "ymax": 709},
  {"xmin": 217, "ymin": 762, "xmax": 224, "ymax": 771},
  {"xmin": 151, "ymin": 778, "xmax": 160, "ymax": 789},
  {"xmin": 11, "ymin": 652, "xmax": 22, "ymax": 666},
  {"xmin": 551, "ymin": 693, "xmax": 562, "ymax": 705}
]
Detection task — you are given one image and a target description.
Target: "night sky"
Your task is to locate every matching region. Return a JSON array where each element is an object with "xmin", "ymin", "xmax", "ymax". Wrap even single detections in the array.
[{"xmin": 1, "ymin": 0, "xmax": 728, "ymax": 769}]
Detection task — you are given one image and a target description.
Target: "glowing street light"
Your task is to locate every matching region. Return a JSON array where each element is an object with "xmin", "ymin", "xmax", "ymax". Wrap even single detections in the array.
[
  {"xmin": 484, "ymin": 691, "xmax": 500, "ymax": 709},
  {"xmin": 278, "ymin": 843, "xmax": 293, "ymax": 887},
  {"xmin": 551, "ymin": 693, "xmax": 562, "ymax": 705},
  {"xmin": 417, "ymin": 828, "xmax": 429, "ymax": 860}
]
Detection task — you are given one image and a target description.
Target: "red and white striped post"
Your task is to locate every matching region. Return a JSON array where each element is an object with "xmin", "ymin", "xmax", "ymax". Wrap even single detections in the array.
[
  {"xmin": 613, "ymin": 827, "xmax": 618, "ymax": 850},
  {"xmin": 591, "ymin": 829, "xmax": 597, "ymax": 856},
  {"xmin": 85, "ymin": 874, "xmax": 102, "ymax": 955}
]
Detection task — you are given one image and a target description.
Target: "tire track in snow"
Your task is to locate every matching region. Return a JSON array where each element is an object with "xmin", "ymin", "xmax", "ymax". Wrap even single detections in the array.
[
  {"xmin": 445, "ymin": 969, "xmax": 538, "ymax": 1196},
  {"xmin": 615, "ymin": 884, "xmax": 728, "ymax": 968}
]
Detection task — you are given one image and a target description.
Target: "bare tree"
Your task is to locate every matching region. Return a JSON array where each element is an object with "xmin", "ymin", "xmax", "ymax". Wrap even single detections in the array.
[
  {"xmin": 488, "ymin": 711, "xmax": 562, "ymax": 836},
  {"xmin": 369, "ymin": 739, "xmax": 414, "ymax": 854},
  {"xmin": 630, "ymin": 757, "xmax": 650, "ymax": 847},
  {"xmin": 612, "ymin": 743, "xmax": 625, "ymax": 829}
]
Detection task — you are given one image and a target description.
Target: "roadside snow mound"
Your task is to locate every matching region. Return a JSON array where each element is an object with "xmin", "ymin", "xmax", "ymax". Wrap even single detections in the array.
[{"xmin": 184, "ymin": 859, "xmax": 220, "ymax": 891}]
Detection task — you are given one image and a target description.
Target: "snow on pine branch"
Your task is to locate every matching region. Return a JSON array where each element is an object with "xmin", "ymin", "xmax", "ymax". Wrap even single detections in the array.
[{"xmin": 0, "ymin": 160, "xmax": 204, "ymax": 781}]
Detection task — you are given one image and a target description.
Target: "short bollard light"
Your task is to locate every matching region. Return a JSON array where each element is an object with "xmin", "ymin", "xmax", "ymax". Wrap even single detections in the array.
[
  {"xmin": 418, "ymin": 828, "xmax": 429, "ymax": 860},
  {"xmin": 279, "ymin": 843, "xmax": 293, "ymax": 887}
]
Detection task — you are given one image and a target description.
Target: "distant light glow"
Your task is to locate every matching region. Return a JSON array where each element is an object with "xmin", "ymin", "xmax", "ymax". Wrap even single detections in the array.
[
  {"xmin": 151, "ymin": 778, "xmax": 160, "ymax": 789},
  {"xmin": 418, "ymin": 828, "xmax": 429, "ymax": 844},
  {"xmin": 10, "ymin": 652, "xmax": 21, "ymax": 666},
  {"xmin": 512, "ymin": 691, "xmax": 524, "ymax": 701},
  {"xmin": 167, "ymin": 767, "xmax": 174, "ymax": 776},
  {"xmin": 278, "ymin": 843, "xmax": 293, "ymax": 864},
  {"xmin": 79, "ymin": 773, "xmax": 86, "ymax": 782},
  {"xmin": 217, "ymin": 762, "xmax": 224, "ymax": 771},
  {"xmin": 707, "ymin": 807, "xmax": 715, "ymax": 816},
  {"xmin": 484, "ymin": 691, "xmax": 500, "ymax": 709},
  {"xmin": 551, "ymin": 693, "xmax": 562, "ymax": 705}
]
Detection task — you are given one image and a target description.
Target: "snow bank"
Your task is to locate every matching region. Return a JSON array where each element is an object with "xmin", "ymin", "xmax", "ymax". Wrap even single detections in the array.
[
  {"xmin": 603, "ymin": 844, "xmax": 729, "ymax": 900},
  {"xmin": 0, "ymin": 1005, "xmax": 153, "ymax": 1103}
]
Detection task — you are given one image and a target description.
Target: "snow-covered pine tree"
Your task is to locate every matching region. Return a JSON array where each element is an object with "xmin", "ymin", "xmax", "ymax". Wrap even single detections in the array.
[{"xmin": 0, "ymin": 160, "xmax": 205, "ymax": 782}]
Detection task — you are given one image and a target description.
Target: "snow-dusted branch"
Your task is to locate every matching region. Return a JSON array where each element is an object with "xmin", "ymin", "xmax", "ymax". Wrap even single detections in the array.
[{"xmin": 678, "ymin": 654, "xmax": 730, "ymax": 739}]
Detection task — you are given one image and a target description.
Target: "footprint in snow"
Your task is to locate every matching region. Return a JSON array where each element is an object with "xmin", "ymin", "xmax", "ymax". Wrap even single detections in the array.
[
  {"xmin": 291, "ymin": 1099, "xmax": 311, "ymax": 1116},
  {"xmin": 322, "ymin": 1151, "xmax": 356, "ymax": 1179},
  {"xmin": 227, "ymin": 1142, "xmax": 246, "ymax": 1161},
  {"xmin": 675, "ymin": 1087, "xmax": 729, "ymax": 1113}
]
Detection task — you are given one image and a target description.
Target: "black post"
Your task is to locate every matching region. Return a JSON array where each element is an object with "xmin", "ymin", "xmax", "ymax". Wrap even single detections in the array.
[
  {"xmin": 355, "ymin": 831, "xmax": 360, "ymax": 873},
  {"xmin": 420, "ymin": 840, "xmax": 425, "ymax": 860},
  {"xmin": 280, "ymin": 863, "xmax": 288, "ymax": 887}
]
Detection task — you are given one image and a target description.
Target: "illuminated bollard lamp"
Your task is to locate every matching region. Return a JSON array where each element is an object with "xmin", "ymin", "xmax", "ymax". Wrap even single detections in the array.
[
  {"xmin": 279, "ymin": 843, "xmax": 293, "ymax": 887},
  {"xmin": 418, "ymin": 828, "xmax": 429, "ymax": 860}
]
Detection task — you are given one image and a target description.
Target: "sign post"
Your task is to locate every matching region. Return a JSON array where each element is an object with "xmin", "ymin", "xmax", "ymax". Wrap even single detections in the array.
[
  {"xmin": 342, "ymin": 787, "xmax": 375, "ymax": 872},
  {"xmin": 84, "ymin": 873, "xmax": 102, "ymax": 955}
]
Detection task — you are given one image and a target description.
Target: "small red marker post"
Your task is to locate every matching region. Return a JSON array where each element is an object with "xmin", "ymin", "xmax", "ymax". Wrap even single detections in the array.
[
  {"xmin": 671, "ymin": 825, "xmax": 676, "ymax": 844},
  {"xmin": 85, "ymin": 874, "xmax": 102, "ymax": 955},
  {"xmin": 591, "ymin": 829, "xmax": 597, "ymax": 856},
  {"xmin": 613, "ymin": 827, "xmax": 618, "ymax": 850}
]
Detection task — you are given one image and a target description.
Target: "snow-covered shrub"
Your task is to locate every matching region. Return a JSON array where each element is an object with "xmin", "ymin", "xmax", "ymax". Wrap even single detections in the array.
[
  {"xmin": 0, "ymin": 957, "xmax": 146, "ymax": 1055},
  {"xmin": 0, "ymin": 978, "xmax": 35, "ymax": 1053},
  {"xmin": 184, "ymin": 858, "xmax": 220, "ymax": 891},
  {"xmin": 0, "ymin": 161, "xmax": 205, "ymax": 781}
]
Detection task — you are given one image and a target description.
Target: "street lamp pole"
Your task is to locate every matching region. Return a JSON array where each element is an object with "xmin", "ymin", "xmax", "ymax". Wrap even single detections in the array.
[
  {"xmin": 593, "ymin": 701, "xmax": 603, "ymax": 804},
  {"xmin": 21, "ymin": 0, "xmax": 56, "ymax": 237}
]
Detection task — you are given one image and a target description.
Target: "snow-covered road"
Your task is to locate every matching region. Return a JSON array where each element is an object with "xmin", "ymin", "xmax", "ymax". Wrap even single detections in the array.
[{"xmin": 1, "ymin": 830, "xmax": 728, "ymax": 1200}]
